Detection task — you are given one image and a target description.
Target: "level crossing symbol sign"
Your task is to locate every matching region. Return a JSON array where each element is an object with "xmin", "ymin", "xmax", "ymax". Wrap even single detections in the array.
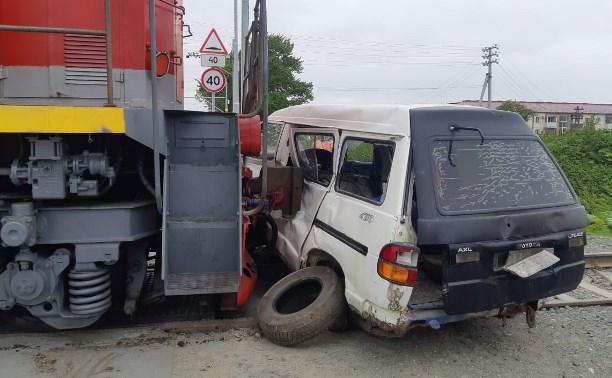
[
  {"xmin": 199, "ymin": 28, "xmax": 228, "ymax": 55},
  {"xmin": 200, "ymin": 67, "xmax": 226, "ymax": 93}
]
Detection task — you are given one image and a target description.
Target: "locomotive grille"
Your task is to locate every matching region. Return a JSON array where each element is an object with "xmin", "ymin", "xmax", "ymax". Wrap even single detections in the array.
[{"xmin": 64, "ymin": 34, "xmax": 108, "ymax": 86}]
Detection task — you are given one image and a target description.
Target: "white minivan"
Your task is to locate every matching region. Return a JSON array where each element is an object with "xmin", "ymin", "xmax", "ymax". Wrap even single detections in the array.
[{"xmin": 251, "ymin": 104, "xmax": 588, "ymax": 346}]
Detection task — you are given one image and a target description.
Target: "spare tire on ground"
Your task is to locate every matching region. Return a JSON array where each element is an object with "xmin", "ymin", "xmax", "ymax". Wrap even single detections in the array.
[{"xmin": 257, "ymin": 266, "xmax": 344, "ymax": 346}]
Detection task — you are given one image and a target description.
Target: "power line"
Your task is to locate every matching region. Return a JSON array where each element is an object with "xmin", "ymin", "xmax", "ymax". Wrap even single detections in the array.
[
  {"xmin": 497, "ymin": 64, "xmax": 542, "ymax": 101},
  {"xmin": 419, "ymin": 62, "xmax": 481, "ymax": 103},
  {"xmin": 188, "ymin": 37, "xmax": 481, "ymax": 58},
  {"xmin": 496, "ymin": 69, "xmax": 536, "ymax": 100},
  {"xmin": 501, "ymin": 54, "xmax": 560, "ymax": 101},
  {"xmin": 430, "ymin": 65, "xmax": 482, "ymax": 102},
  {"xmin": 301, "ymin": 59, "xmax": 480, "ymax": 67},
  {"xmin": 184, "ymin": 20, "xmax": 482, "ymax": 51},
  {"xmin": 293, "ymin": 47, "xmax": 480, "ymax": 58},
  {"xmin": 316, "ymin": 85, "xmax": 480, "ymax": 92},
  {"xmin": 414, "ymin": 58, "xmax": 479, "ymax": 102}
]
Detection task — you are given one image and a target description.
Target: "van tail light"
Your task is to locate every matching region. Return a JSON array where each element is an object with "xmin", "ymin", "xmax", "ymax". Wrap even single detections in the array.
[{"xmin": 377, "ymin": 243, "xmax": 420, "ymax": 286}]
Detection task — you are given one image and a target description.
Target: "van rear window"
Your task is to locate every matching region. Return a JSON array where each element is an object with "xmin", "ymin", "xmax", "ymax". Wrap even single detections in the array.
[{"xmin": 431, "ymin": 139, "xmax": 575, "ymax": 214}]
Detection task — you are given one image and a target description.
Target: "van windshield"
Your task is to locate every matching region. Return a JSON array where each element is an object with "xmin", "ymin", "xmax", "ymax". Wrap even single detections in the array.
[{"xmin": 431, "ymin": 139, "xmax": 575, "ymax": 214}]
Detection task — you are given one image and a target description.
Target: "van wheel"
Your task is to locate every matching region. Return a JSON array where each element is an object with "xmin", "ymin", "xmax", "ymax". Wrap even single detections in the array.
[{"xmin": 257, "ymin": 266, "xmax": 344, "ymax": 346}]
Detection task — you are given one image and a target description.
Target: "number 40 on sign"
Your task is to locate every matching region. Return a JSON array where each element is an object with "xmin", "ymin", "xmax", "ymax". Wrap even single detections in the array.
[
  {"xmin": 200, "ymin": 67, "xmax": 226, "ymax": 93},
  {"xmin": 200, "ymin": 54, "xmax": 226, "ymax": 67}
]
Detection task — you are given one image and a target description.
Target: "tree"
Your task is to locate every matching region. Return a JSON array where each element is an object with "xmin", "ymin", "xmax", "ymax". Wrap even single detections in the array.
[
  {"xmin": 196, "ymin": 34, "xmax": 313, "ymax": 114},
  {"xmin": 267, "ymin": 35, "xmax": 313, "ymax": 114},
  {"xmin": 496, "ymin": 100, "xmax": 536, "ymax": 121},
  {"xmin": 584, "ymin": 115, "xmax": 598, "ymax": 129}
]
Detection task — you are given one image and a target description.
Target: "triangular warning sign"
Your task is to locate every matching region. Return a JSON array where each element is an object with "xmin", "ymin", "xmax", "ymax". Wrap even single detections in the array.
[{"xmin": 199, "ymin": 28, "xmax": 228, "ymax": 55}]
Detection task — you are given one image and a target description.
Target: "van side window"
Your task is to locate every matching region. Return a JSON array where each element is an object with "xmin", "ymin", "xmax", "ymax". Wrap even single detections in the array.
[
  {"xmin": 336, "ymin": 139, "xmax": 394, "ymax": 204},
  {"xmin": 294, "ymin": 133, "xmax": 335, "ymax": 186}
]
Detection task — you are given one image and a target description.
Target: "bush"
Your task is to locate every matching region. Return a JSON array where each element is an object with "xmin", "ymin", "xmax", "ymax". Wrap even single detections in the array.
[
  {"xmin": 540, "ymin": 129, "xmax": 612, "ymax": 214},
  {"xmin": 540, "ymin": 129, "xmax": 612, "ymax": 235},
  {"xmin": 587, "ymin": 218, "xmax": 607, "ymax": 233}
]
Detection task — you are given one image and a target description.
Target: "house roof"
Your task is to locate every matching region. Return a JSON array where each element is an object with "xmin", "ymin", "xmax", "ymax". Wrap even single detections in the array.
[{"xmin": 456, "ymin": 100, "xmax": 612, "ymax": 114}]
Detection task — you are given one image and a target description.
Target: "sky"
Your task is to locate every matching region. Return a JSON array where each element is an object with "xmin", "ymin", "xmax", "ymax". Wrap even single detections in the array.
[{"xmin": 182, "ymin": 0, "xmax": 612, "ymax": 111}]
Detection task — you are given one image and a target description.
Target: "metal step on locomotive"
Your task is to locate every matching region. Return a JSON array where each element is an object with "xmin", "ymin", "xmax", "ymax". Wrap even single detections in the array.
[{"xmin": 0, "ymin": 0, "xmax": 270, "ymax": 329}]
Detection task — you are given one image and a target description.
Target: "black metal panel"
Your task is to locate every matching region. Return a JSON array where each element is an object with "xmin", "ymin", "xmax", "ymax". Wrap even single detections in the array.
[
  {"xmin": 409, "ymin": 107, "xmax": 588, "ymax": 245},
  {"xmin": 442, "ymin": 229, "xmax": 585, "ymax": 314},
  {"xmin": 445, "ymin": 261, "xmax": 584, "ymax": 314}
]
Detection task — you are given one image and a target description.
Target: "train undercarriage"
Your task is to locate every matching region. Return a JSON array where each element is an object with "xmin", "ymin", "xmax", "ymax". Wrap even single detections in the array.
[{"xmin": 0, "ymin": 133, "xmax": 166, "ymax": 328}]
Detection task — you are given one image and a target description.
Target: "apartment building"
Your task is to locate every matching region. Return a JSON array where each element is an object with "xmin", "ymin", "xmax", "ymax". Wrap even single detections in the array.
[{"xmin": 457, "ymin": 100, "xmax": 612, "ymax": 133}]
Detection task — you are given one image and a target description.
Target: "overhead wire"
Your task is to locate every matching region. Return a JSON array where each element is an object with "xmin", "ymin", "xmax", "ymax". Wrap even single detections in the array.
[
  {"xmin": 501, "ymin": 53, "xmax": 560, "ymax": 101},
  {"xmin": 316, "ymin": 85, "xmax": 480, "ymax": 92},
  {"xmin": 413, "ymin": 58, "xmax": 479, "ymax": 102},
  {"xmin": 427, "ymin": 65, "xmax": 481, "ymax": 102},
  {"xmin": 184, "ymin": 20, "xmax": 487, "ymax": 102},
  {"xmin": 497, "ymin": 64, "xmax": 542, "ymax": 101},
  {"xmin": 418, "ymin": 62, "xmax": 481, "ymax": 103},
  {"xmin": 495, "ymin": 68, "xmax": 536, "ymax": 101},
  {"xmin": 184, "ymin": 20, "xmax": 482, "ymax": 51}
]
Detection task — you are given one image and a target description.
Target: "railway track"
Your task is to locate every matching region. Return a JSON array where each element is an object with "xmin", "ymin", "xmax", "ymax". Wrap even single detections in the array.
[
  {"xmin": 0, "ymin": 254, "xmax": 610, "ymax": 335},
  {"xmin": 544, "ymin": 252, "xmax": 612, "ymax": 308}
]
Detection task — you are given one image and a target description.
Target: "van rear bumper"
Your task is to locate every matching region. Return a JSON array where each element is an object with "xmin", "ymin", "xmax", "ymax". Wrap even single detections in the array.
[{"xmin": 443, "ymin": 259, "xmax": 584, "ymax": 315}]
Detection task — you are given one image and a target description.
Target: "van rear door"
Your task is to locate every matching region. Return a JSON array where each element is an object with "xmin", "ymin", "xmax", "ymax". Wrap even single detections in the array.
[{"xmin": 409, "ymin": 107, "xmax": 588, "ymax": 314}]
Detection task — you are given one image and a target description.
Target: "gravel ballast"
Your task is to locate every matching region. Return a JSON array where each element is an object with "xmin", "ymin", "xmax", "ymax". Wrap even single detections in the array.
[{"xmin": 585, "ymin": 236, "xmax": 612, "ymax": 254}]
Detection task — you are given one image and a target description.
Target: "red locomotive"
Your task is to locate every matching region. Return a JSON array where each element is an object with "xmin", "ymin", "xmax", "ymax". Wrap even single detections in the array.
[{"xmin": 0, "ymin": 0, "xmax": 264, "ymax": 329}]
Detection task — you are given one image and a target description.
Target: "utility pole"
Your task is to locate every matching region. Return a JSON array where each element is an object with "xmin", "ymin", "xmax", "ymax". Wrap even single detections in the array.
[
  {"xmin": 478, "ymin": 44, "xmax": 499, "ymax": 108},
  {"xmin": 241, "ymin": 0, "xmax": 249, "ymax": 110},
  {"xmin": 232, "ymin": 0, "xmax": 240, "ymax": 113},
  {"xmin": 571, "ymin": 106, "xmax": 584, "ymax": 128}
]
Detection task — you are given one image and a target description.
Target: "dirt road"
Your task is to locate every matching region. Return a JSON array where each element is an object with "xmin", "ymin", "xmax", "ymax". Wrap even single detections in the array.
[{"xmin": 0, "ymin": 306, "xmax": 610, "ymax": 378}]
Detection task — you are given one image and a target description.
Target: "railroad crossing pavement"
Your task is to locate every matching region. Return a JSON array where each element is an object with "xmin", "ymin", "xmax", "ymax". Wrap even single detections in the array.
[{"xmin": 0, "ymin": 306, "xmax": 610, "ymax": 377}]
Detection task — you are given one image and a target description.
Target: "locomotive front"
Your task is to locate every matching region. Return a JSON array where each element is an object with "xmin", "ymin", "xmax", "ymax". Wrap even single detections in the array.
[{"xmin": 0, "ymin": 0, "xmax": 256, "ymax": 329}]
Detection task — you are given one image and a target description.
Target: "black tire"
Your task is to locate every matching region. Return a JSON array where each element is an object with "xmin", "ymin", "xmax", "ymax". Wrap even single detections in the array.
[
  {"xmin": 261, "ymin": 214, "xmax": 278, "ymax": 253},
  {"xmin": 257, "ymin": 266, "xmax": 344, "ymax": 346}
]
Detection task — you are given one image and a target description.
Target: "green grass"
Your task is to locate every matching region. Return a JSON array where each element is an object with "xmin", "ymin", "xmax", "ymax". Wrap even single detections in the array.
[
  {"xmin": 586, "ymin": 211, "xmax": 612, "ymax": 237},
  {"xmin": 540, "ymin": 128, "xmax": 612, "ymax": 236},
  {"xmin": 346, "ymin": 142, "xmax": 373, "ymax": 162}
]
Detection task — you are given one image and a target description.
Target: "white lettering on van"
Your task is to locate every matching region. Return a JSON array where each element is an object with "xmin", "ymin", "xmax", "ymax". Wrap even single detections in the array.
[
  {"xmin": 458, "ymin": 247, "xmax": 473, "ymax": 252},
  {"xmin": 568, "ymin": 232, "xmax": 583, "ymax": 239},
  {"xmin": 518, "ymin": 242, "xmax": 541, "ymax": 249}
]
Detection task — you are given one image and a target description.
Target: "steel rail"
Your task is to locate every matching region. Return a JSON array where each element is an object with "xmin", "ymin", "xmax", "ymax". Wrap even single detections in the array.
[{"xmin": 584, "ymin": 252, "xmax": 612, "ymax": 269}]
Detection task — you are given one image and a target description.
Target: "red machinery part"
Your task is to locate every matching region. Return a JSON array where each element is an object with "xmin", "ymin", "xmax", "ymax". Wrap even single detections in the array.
[
  {"xmin": 221, "ymin": 216, "xmax": 257, "ymax": 310},
  {"xmin": 0, "ymin": 0, "xmax": 178, "ymax": 71},
  {"xmin": 0, "ymin": 0, "xmax": 184, "ymax": 105},
  {"xmin": 237, "ymin": 215, "xmax": 257, "ymax": 308},
  {"xmin": 239, "ymin": 115, "xmax": 262, "ymax": 157}
]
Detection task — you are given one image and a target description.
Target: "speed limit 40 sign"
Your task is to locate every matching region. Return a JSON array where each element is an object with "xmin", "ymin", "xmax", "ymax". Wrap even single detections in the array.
[{"xmin": 200, "ymin": 67, "xmax": 226, "ymax": 93}]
